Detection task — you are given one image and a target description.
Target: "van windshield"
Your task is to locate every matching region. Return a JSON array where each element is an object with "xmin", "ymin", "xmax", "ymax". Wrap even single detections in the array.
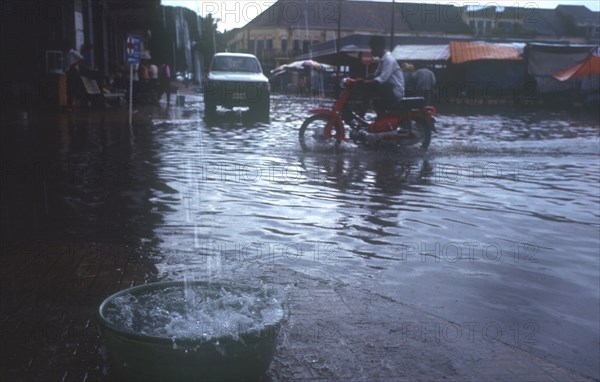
[{"xmin": 211, "ymin": 56, "xmax": 261, "ymax": 73}]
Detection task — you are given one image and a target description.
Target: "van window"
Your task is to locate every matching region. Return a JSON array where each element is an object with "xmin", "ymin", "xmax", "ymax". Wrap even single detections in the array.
[{"xmin": 211, "ymin": 56, "xmax": 261, "ymax": 73}]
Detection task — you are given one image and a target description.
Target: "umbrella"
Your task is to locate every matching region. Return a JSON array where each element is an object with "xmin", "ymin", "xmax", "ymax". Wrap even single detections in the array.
[
  {"xmin": 270, "ymin": 59, "xmax": 334, "ymax": 75},
  {"xmin": 553, "ymin": 53, "xmax": 600, "ymax": 82}
]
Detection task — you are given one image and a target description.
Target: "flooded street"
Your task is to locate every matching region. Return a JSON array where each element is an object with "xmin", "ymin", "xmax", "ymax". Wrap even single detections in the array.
[{"xmin": 1, "ymin": 95, "xmax": 599, "ymax": 381}]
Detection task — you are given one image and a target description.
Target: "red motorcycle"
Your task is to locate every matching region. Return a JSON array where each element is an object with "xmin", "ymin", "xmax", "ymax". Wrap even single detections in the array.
[{"xmin": 299, "ymin": 78, "xmax": 437, "ymax": 151}]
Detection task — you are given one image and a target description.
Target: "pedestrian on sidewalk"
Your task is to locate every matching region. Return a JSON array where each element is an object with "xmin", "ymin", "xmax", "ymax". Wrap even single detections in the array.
[
  {"xmin": 65, "ymin": 48, "xmax": 84, "ymax": 112},
  {"xmin": 158, "ymin": 63, "xmax": 172, "ymax": 107}
]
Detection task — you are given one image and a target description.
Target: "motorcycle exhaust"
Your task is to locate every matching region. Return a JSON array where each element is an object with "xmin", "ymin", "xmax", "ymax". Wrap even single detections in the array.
[{"xmin": 350, "ymin": 129, "xmax": 402, "ymax": 145}]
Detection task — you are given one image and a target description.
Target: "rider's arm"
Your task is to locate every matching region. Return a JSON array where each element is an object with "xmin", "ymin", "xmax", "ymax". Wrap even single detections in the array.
[{"xmin": 373, "ymin": 55, "xmax": 395, "ymax": 84}]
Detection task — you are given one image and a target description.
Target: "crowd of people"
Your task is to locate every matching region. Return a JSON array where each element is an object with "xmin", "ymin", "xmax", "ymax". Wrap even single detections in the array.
[
  {"xmin": 401, "ymin": 62, "xmax": 437, "ymax": 105},
  {"xmin": 133, "ymin": 53, "xmax": 172, "ymax": 106},
  {"xmin": 64, "ymin": 45, "xmax": 172, "ymax": 112}
]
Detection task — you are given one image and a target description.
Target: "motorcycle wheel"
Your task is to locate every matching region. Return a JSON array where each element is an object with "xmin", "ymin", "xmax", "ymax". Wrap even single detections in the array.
[
  {"xmin": 396, "ymin": 118, "xmax": 432, "ymax": 150},
  {"xmin": 299, "ymin": 115, "xmax": 342, "ymax": 151}
]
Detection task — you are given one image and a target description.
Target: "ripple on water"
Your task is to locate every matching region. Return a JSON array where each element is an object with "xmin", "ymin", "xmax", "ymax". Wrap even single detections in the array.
[{"xmin": 147, "ymin": 96, "xmax": 598, "ymax": 376}]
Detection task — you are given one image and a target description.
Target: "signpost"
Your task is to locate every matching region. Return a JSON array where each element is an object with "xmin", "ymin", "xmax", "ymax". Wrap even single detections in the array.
[
  {"xmin": 125, "ymin": 34, "xmax": 141, "ymax": 127},
  {"xmin": 361, "ymin": 52, "xmax": 374, "ymax": 77}
]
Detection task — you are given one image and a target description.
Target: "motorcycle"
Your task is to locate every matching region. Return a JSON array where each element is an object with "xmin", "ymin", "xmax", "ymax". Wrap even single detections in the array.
[{"xmin": 299, "ymin": 78, "xmax": 437, "ymax": 151}]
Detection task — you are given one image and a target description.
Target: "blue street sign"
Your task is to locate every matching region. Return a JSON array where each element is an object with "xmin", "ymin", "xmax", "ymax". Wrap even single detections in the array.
[{"xmin": 125, "ymin": 34, "xmax": 141, "ymax": 64}]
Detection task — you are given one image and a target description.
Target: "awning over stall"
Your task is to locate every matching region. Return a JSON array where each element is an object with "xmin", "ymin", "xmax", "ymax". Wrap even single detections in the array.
[
  {"xmin": 553, "ymin": 53, "xmax": 600, "ymax": 81},
  {"xmin": 527, "ymin": 43, "xmax": 595, "ymax": 76},
  {"xmin": 450, "ymin": 41, "xmax": 522, "ymax": 64},
  {"xmin": 526, "ymin": 43, "xmax": 597, "ymax": 93},
  {"xmin": 391, "ymin": 45, "xmax": 450, "ymax": 61}
]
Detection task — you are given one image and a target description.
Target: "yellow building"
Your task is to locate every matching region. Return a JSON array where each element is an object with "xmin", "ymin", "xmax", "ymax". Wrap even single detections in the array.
[{"xmin": 227, "ymin": 0, "xmax": 413, "ymax": 71}]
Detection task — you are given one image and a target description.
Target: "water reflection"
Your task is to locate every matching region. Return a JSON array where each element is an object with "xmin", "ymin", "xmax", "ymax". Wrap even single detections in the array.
[
  {"xmin": 2, "ymin": 110, "xmax": 166, "ymax": 261},
  {"xmin": 148, "ymin": 95, "xmax": 598, "ymax": 378},
  {"xmin": 202, "ymin": 106, "xmax": 272, "ymax": 127},
  {"xmin": 2, "ymin": 94, "xmax": 597, "ymax": 379}
]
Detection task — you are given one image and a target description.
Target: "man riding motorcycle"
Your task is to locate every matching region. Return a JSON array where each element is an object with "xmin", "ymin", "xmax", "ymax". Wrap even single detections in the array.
[{"xmin": 359, "ymin": 36, "xmax": 405, "ymax": 116}]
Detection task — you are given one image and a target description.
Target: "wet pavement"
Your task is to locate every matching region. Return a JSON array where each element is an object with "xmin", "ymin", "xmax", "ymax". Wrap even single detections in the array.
[{"xmin": 1, "ymin": 94, "xmax": 599, "ymax": 381}]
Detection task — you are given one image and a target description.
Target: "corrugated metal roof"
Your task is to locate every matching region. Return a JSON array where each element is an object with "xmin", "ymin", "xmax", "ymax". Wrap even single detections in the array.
[
  {"xmin": 450, "ymin": 41, "xmax": 523, "ymax": 64},
  {"xmin": 250, "ymin": 0, "xmax": 411, "ymax": 32},
  {"xmin": 391, "ymin": 45, "xmax": 450, "ymax": 61}
]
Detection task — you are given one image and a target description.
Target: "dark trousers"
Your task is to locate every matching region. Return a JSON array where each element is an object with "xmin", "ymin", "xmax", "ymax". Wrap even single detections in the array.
[
  {"xmin": 66, "ymin": 66, "xmax": 80, "ymax": 108},
  {"xmin": 158, "ymin": 79, "xmax": 171, "ymax": 105},
  {"xmin": 358, "ymin": 81, "xmax": 398, "ymax": 115}
]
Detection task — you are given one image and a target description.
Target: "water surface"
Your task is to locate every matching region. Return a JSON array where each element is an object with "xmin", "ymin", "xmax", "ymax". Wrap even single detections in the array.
[{"xmin": 151, "ymin": 96, "xmax": 599, "ymax": 378}]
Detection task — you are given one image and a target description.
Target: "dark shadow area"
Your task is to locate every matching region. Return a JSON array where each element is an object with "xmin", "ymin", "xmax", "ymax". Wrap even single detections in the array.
[{"xmin": 0, "ymin": 111, "xmax": 165, "ymax": 380}]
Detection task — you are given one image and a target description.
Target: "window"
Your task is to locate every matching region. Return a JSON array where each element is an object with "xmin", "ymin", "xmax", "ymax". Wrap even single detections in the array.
[
  {"xmin": 302, "ymin": 40, "xmax": 310, "ymax": 53},
  {"xmin": 293, "ymin": 39, "xmax": 300, "ymax": 52},
  {"xmin": 257, "ymin": 39, "xmax": 264, "ymax": 56},
  {"xmin": 281, "ymin": 39, "xmax": 288, "ymax": 52},
  {"xmin": 498, "ymin": 21, "xmax": 511, "ymax": 30},
  {"xmin": 266, "ymin": 39, "xmax": 273, "ymax": 50},
  {"xmin": 46, "ymin": 51, "xmax": 64, "ymax": 74},
  {"xmin": 211, "ymin": 56, "xmax": 260, "ymax": 73}
]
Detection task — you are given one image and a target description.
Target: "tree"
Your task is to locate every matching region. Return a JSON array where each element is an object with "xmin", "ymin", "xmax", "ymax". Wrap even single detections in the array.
[{"xmin": 200, "ymin": 13, "xmax": 226, "ymax": 69}]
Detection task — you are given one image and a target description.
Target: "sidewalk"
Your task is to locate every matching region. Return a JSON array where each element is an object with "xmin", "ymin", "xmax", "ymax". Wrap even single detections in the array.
[
  {"xmin": 267, "ymin": 269, "xmax": 597, "ymax": 382},
  {"xmin": 0, "ymin": 240, "xmax": 158, "ymax": 381},
  {"xmin": 2, "ymin": 254, "xmax": 596, "ymax": 381}
]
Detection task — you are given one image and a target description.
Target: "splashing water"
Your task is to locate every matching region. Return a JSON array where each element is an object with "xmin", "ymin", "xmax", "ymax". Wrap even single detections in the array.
[
  {"xmin": 102, "ymin": 283, "xmax": 284, "ymax": 341},
  {"xmin": 183, "ymin": 274, "xmax": 196, "ymax": 318}
]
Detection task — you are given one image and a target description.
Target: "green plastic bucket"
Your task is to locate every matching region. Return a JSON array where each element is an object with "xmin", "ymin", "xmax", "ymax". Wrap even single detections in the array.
[{"xmin": 97, "ymin": 281, "xmax": 285, "ymax": 381}]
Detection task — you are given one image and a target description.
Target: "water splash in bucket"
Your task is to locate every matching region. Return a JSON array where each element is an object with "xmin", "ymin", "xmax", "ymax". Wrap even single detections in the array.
[{"xmin": 101, "ymin": 281, "xmax": 283, "ymax": 341}]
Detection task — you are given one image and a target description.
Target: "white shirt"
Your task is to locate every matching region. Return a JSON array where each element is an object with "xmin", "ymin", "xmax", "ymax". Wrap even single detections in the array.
[
  {"xmin": 374, "ymin": 51, "xmax": 405, "ymax": 100},
  {"xmin": 149, "ymin": 65, "xmax": 158, "ymax": 79}
]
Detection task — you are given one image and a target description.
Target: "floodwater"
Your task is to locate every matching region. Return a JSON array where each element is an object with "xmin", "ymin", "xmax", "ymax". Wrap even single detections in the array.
[{"xmin": 1, "ymin": 94, "xmax": 599, "ymax": 380}]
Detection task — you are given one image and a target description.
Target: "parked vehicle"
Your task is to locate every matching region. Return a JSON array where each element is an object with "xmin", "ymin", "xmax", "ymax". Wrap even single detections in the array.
[
  {"xmin": 203, "ymin": 53, "xmax": 270, "ymax": 120},
  {"xmin": 299, "ymin": 78, "xmax": 436, "ymax": 151}
]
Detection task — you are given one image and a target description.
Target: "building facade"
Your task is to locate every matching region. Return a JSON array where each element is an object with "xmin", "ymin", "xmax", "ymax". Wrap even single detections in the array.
[
  {"xmin": 226, "ymin": 0, "xmax": 414, "ymax": 72},
  {"xmin": 464, "ymin": 4, "xmax": 597, "ymax": 43},
  {"xmin": 227, "ymin": 0, "xmax": 598, "ymax": 73},
  {"xmin": 0, "ymin": 0, "xmax": 208, "ymax": 113}
]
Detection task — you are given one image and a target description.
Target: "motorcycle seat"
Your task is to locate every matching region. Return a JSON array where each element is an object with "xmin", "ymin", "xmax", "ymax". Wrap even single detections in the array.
[
  {"xmin": 397, "ymin": 97, "xmax": 425, "ymax": 109},
  {"xmin": 376, "ymin": 96, "xmax": 427, "ymax": 115}
]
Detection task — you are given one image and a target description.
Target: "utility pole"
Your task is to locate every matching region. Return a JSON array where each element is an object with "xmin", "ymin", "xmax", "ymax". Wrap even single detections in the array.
[
  {"xmin": 336, "ymin": 0, "xmax": 342, "ymax": 79},
  {"xmin": 390, "ymin": 0, "xmax": 395, "ymax": 51}
]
